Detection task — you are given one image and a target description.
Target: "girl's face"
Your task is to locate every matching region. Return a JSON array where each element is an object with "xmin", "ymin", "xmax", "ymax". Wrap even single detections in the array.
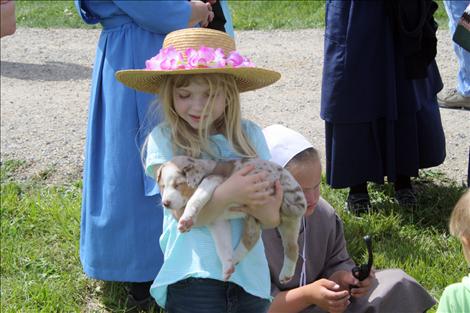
[
  {"xmin": 288, "ymin": 158, "xmax": 321, "ymax": 217},
  {"xmin": 173, "ymin": 79, "xmax": 226, "ymax": 130}
]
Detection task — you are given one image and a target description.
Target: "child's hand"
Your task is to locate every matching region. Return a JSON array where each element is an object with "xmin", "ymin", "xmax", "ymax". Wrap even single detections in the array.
[
  {"xmin": 230, "ymin": 180, "xmax": 282, "ymax": 228},
  {"xmin": 221, "ymin": 164, "xmax": 273, "ymax": 208},
  {"xmin": 329, "ymin": 269, "xmax": 375, "ymax": 298},
  {"xmin": 305, "ymin": 279, "xmax": 350, "ymax": 313},
  {"xmin": 188, "ymin": 0, "xmax": 214, "ymax": 28},
  {"xmin": 349, "ymin": 269, "xmax": 375, "ymax": 298}
]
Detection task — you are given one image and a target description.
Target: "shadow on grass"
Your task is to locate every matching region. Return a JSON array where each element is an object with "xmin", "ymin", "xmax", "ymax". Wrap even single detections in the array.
[{"xmin": 370, "ymin": 170, "xmax": 467, "ymax": 232}]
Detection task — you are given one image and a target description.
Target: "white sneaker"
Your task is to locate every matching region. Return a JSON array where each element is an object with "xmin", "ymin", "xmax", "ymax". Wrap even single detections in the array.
[{"xmin": 437, "ymin": 89, "xmax": 470, "ymax": 110}]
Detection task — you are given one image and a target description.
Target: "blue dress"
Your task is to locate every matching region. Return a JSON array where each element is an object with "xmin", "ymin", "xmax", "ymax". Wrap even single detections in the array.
[
  {"xmin": 321, "ymin": 0, "xmax": 446, "ymax": 188},
  {"xmin": 75, "ymin": 0, "xmax": 194, "ymax": 282}
]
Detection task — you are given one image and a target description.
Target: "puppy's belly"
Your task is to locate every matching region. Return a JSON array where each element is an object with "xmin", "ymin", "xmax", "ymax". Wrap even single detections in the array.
[
  {"xmin": 196, "ymin": 210, "xmax": 246, "ymax": 226},
  {"xmin": 219, "ymin": 210, "xmax": 246, "ymax": 220}
]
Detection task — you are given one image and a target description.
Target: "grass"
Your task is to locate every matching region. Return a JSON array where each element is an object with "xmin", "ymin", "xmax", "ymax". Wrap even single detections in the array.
[
  {"xmin": 15, "ymin": 0, "xmax": 449, "ymax": 30},
  {"xmin": 0, "ymin": 161, "xmax": 162, "ymax": 313},
  {"xmin": 4, "ymin": 0, "xmax": 460, "ymax": 311},
  {"xmin": 1, "ymin": 159, "xmax": 467, "ymax": 312}
]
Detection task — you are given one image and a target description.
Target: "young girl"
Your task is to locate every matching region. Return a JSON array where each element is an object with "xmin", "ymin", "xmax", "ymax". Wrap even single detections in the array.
[
  {"xmin": 437, "ymin": 190, "xmax": 470, "ymax": 313},
  {"xmin": 260, "ymin": 124, "xmax": 436, "ymax": 313},
  {"xmin": 116, "ymin": 28, "xmax": 282, "ymax": 312}
]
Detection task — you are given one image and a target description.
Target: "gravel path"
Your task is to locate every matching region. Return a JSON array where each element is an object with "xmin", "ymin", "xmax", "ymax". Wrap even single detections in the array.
[{"xmin": 1, "ymin": 28, "xmax": 469, "ymax": 185}]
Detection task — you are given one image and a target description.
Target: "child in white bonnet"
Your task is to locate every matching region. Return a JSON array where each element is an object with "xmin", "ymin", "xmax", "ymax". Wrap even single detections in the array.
[{"xmin": 262, "ymin": 124, "xmax": 436, "ymax": 313}]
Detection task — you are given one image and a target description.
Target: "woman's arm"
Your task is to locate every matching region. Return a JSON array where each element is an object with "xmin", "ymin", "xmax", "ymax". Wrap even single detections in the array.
[
  {"xmin": 114, "ymin": 0, "xmax": 212, "ymax": 34},
  {"xmin": 0, "ymin": 0, "xmax": 16, "ymax": 38}
]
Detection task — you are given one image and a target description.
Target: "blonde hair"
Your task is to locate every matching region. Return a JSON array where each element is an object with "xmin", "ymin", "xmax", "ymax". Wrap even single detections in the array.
[
  {"xmin": 449, "ymin": 189, "xmax": 470, "ymax": 238},
  {"xmin": 156, "ymin": 73, "xmax": 257, "ymax": 158}
]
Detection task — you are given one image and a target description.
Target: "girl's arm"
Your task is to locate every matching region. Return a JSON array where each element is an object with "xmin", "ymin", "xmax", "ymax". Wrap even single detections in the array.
[
  {"xmin": 229, "ymin": 181, "xmax": 282, "ymax": 228},
  {"xmin": 195, "ymin": 164, "xmax": 280, "ymax": 226},
  {"xmin": 269, "ymin": 279, "xmax": 350, "ymax": 313}
]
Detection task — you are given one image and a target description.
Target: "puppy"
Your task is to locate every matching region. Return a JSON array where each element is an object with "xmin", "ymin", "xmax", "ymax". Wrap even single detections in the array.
[{"xmin": 156, "ymin": 156, "xmax": 306, "ymax": 283}]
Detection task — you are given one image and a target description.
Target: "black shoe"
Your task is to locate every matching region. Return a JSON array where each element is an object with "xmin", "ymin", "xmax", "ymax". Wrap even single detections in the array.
[
  {"xmin": 125, "ymin": 282, "xmax": 157, "ymax": 312},
  {"xmin": 345, "ymin": 193, "xmax": 371, "ymax": 215},
  {"xmin": 395, "ymin": 188, "xmax": 417, "ymax": 207},
  {"xmin": 127, "ymin": 293, "xmax": 158, "ymax": 312}
]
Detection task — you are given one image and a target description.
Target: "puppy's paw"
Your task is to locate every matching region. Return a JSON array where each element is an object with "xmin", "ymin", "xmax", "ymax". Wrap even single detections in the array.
[
  {"xmin": 279, "ymin": 258, "xmax": 296, "ymax": 284},
  {"xmin": 279, "ymin": 274, "xmax": 294, "ymax": 284},
  {"xmin": 223, "ymin": 263, "xmax": 235, "ymax": 281},
  {"xmin": 177, "ymin": 217, "xmax": 194, "ymax": 233}
]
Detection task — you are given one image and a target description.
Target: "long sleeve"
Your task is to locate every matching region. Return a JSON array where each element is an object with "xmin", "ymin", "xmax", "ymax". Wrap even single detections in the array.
[{"xmin": 321, "ymin": 212, "xmax": 355, "ymax": 278}]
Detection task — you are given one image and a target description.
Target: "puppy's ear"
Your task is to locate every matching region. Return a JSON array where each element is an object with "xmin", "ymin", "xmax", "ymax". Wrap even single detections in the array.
[
  {"xmin": 155, "ymin": 165, "xmax": 163, "ymax": 185},
  {"xmin": 181, "ymin": 163, "xmax": 204, "ymax": 188}
]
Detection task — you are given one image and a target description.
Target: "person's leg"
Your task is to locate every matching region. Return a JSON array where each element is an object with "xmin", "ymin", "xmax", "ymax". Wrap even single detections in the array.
[
  {"xmin": 125, "ymin": 281, "xmax": 163, "ymax": 311},
  {"xmin": 346, "ymin": 182, "xmax": 372, "ymax": 215},
  {"xmin": 348, "ymin": 269, "xmax": 436, "ymax": 312},
  {"xmin": 231, "ymin": 283, "xmax": 270, "ymax": 313},
  {"xmin": 440, "ymin": 1, "xmax": 470, "ymax": 108},
  {"xmin": 394, "ymin": 175, "xmax": 417, "ymax": 207},
  {"xmin": 166, "ymin": 278, "xmax": 227, "ymax": 313},
  {"xmin": 128, "ymin": 281, "xmax": 153, "ymax": 300}
]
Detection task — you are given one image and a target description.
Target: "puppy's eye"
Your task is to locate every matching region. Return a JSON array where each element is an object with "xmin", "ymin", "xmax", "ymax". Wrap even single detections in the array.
[{"xmin": 175, "ymin": 182, "xmax": 184, "ymax": 188}]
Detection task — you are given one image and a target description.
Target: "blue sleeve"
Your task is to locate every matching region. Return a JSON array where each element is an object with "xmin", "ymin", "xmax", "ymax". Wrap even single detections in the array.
[
  {"xmin": 146, "ymin": 124, "xmax": 174, "ymax": 178},
  {"xmin": 113, "ymin": 0, "xmax": 191, "ymax": 34},
  {"xmin": 75, "ymin": 0, "xmax": 100, "ymax": 24},
  {"xmin": 243, "ymin": 120, "xmax": 271, "ymax": 161}
]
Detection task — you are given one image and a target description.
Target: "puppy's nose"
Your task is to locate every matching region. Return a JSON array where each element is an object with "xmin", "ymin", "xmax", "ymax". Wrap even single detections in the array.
[{"xmin": 162, "ymin": 199, "xmax": 171, "ymax": 208}]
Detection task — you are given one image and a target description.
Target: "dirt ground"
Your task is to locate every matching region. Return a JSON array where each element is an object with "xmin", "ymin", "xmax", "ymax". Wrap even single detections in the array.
[{"xmin": 1, "ymin": 28, "xmax": 469, "ymax": 185}]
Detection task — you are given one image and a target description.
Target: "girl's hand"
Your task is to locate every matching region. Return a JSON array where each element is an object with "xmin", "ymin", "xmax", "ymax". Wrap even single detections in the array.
[
  {"xmin": 306, "ymin": 279, "xmax": 350, "ymax": 313},
  {"xmin": 230, "ymin": 180, "xmax": 282, "ymax": 228},
  {"xmin": 221, "ymin": 164, "xmax": 272, "ymax": 208},
  {"xmin": 188, "ymin": 0, "xmax": 214, "ymax": 27}
]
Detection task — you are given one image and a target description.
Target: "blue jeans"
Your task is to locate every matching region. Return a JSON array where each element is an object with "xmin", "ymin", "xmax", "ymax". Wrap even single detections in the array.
[
  {"xmin": 444, "ymin": 0, "xmax": 470, "ymax": 96},
  {"xmin": 165, "ymin": 278, "xmax": 270, "ymax": 313}
]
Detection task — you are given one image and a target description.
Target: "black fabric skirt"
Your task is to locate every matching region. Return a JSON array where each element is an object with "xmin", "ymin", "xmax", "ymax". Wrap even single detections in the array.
[{"xmin": 321, "ymin": 0, "xmax": 446, "ymax": 188}]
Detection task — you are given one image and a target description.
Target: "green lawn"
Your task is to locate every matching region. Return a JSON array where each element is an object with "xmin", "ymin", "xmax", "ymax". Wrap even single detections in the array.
[
  {"xmin": 1, "ymin": 159, "xmax": 467, "ymax": 312},
  {"xmin": 3, "ymin": 0, "xmax": 462, "ymax": 311},
  {"xmin": 15, "ymin": 0, "xmax": 449, "ymax": 30}
]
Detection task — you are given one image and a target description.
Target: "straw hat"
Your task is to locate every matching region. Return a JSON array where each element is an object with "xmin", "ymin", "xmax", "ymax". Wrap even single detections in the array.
[{"xmin": 115, "ymin": 28, "xmax": 281, "ymax": 94}]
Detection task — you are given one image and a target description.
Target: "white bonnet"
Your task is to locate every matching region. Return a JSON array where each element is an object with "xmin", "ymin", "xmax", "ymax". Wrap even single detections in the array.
[{"xmin": 262, "ymin": 124, "xmax": 313, "ymax": 167}]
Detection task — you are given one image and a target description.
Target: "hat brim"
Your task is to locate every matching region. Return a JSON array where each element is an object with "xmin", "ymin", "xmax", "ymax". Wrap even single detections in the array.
[{"xmin": 115, "ymin": 67, "xmax": 281, "ymax": 94}]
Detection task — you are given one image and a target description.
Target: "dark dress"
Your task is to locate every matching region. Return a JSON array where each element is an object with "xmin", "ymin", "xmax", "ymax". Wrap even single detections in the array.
[{"xmin": 321, "ymin": 0, "xmax": 446, "ymax": 188}]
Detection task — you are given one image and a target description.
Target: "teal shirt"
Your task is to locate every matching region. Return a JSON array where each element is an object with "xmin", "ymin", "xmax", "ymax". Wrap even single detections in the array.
[
  {"xmin": 146, "ymin": 120, "xmax": 272, "ymax": 308},
  {"xmin": 437, "ymin": 274, "xmax": 470, "ymax": 313}
]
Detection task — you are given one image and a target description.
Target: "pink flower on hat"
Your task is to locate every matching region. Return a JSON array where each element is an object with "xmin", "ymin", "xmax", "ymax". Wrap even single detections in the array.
[
  {"xmin": 227, "ymin": 51, "xmax": 255, "ymax": 68},
  {"xmin": 186, "ymin": 46, "xmax": 214, "ymax": 68},
  {"xmin": 144, "ymin": 45, "xmax": 255, "ymax": 71},
  {"xmin": 145, "ymin": 46, "xmax": 184, "ymax": 70},
  {"xmin": 213, "ymin": 48, "xmax": 227, "ymax": 67}
]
